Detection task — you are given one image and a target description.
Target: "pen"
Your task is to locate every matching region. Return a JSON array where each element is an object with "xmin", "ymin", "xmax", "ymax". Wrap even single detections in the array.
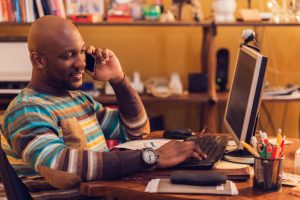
[
  {"xmin": 259, "ymin": 130, "xmax": 263, "ymax": 138},
  {"xmin": 277, "ymin": 128, "xmax": 282, "ymax": 148},
  {"xmin": 270, "ymin": 145, "xmax": 278, "ymax": 159},
  {"xmin": 279, "ymin": 136, "xmax": 285, "ymax": 157},
  {"xmin": 150, "ymin": 142, "xmax": 155, "ymax": 148},
  {"xmin": 242, "ymin": 141, "xmax": 260, "ymax": 157},
  {"xmin": 251, "ymin": 136, "xmax": 258, "ymax": 153},
  {"xmin": 261, "ymin": 132, "xmax": 269, "ymax": 145},
  {"xmin": 276, "ymin": 135, "xmax": 284, "ymax": 158}
]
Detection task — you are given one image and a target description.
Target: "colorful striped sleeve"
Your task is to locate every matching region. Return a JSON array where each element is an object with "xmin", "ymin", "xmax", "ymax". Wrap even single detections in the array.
[
  {"xmin": 2, "ymin": 100, "xmax": 145, "ymax": 188},
  {"xmin": 95, "ymin": 76, "xmax": 150, "ymax": 140}
]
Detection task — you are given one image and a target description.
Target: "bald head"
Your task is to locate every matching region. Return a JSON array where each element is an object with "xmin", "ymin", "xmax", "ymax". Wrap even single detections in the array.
[
  {"xmin": 28, "ymin": 16, "xmax": 86, "ymax": 92},
  {"xmin": 28, "ymin": 16, "xmax": 81, "ymax": 53}
]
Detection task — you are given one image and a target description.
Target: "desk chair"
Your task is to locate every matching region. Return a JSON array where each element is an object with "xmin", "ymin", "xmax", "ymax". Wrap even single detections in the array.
[{"xmin": 0, "ymin": 134, "xmax": 33, "ymax": 200}]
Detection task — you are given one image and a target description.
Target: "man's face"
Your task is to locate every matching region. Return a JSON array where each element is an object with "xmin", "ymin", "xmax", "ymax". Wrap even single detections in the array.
[{"xmin": 41, "ymin": 30, "xmax": 86, "ymax": 91}]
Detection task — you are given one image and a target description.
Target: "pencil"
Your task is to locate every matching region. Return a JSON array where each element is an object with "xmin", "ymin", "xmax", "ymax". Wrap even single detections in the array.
[{"xmin": 242, "ymin": 141, "xmax": 260, "ymax": 158}]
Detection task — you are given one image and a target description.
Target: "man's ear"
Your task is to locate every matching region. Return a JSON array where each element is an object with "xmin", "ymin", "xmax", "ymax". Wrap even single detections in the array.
[{"xmin": 30, "ymin": 52, "xmax": 47, "ymax": 69}]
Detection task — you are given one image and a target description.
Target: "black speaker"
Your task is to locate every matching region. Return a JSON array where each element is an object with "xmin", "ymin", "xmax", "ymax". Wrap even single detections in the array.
[
  {"xmin": 216, "ymin": 48, "xmax": 229, "ymax": 92},
  {"xmin": 150, "ymin": 115, "xmax": 165, "ymax": 131},
  {"xmin": 188, "ymin": 73, "xmax": 208, "ymax": 93}
]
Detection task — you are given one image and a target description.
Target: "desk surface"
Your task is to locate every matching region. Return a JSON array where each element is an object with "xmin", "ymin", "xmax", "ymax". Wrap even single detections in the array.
[{"xmin": 80, "ymin": 137, "xmax": 300, "ymax": 200}]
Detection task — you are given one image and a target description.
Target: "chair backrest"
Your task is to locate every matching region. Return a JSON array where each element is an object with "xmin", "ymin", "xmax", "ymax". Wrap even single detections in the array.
[{"xmin": 0, "ymin": 135, "xmax": 33, "ymax": 200}]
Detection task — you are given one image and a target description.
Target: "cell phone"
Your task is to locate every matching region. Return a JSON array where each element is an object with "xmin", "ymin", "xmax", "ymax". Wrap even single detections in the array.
[{"xmin": 85, "ymin": 52, "xmax": 96, "ymax": 73}]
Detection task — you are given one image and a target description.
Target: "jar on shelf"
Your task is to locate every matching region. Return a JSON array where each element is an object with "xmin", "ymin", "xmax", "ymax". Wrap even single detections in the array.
[{"xmin": 212, "ymin": 0, "xmax": 237, "ymax": 22}]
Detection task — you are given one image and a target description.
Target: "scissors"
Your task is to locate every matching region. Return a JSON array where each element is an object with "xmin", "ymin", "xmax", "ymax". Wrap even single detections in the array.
[{"xmin": 257, "ymin": 142, "xmax": 273, "ymax": 158}]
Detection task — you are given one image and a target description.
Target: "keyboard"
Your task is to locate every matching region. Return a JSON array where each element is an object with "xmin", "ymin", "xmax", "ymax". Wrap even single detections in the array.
[{"xmin": 175, "ymin": 134, "xmax": 229, "ymax": 169}]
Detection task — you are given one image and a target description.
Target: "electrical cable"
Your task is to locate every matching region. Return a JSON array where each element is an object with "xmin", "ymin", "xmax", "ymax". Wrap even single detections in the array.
[
  {"xmin": 261, "ymin": 102, "xmax": 276, "ymax": 134},
  {"xmin": 258, "ymin": 113, "xmax": 263, "ymax": 131},
  {"xmin": 281, "ymin": 102, "xmax": 289, "ymax": 133},
  {"xmin": 298, "ymin": 104, "xmax": 300, "ymax": 138}
]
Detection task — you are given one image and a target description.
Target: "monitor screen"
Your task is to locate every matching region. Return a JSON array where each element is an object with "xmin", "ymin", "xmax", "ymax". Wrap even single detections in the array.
[
  {"xmin": 0, "ymin": 39, "xmax": 31, "ymax": 82},
  {"xmin": 224, "ymin": 45, "xmax": 267, "ymax": 149}
]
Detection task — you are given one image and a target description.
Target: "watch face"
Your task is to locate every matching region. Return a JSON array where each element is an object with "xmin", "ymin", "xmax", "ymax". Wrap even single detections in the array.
[{"xmin": 142, "ymin": 149, "xmax": 157, "ymax": 165}]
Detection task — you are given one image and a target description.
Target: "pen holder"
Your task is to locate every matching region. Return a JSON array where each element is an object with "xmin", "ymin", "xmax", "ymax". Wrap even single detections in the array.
[{"xmin": 253, "ymin": 156, "xmax": 284, "ymax": 191}]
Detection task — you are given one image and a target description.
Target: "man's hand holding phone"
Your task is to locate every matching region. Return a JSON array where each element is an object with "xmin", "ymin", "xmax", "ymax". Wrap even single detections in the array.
[{"xmin": 85, "ymin": 46, "xmax": 124, "ymax": 84}]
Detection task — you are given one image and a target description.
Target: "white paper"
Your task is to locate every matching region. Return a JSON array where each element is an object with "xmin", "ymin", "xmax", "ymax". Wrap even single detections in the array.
[
  {"xmin": 145, "ymin": 179, "xmax": 160, "ymax": 193},
  {"xmin": 282, "ymin": 172, "xmax": 300, "ymax": 186},
  {"xmin": 114, "ymin": 139, "xmax": 171, "ymax": 150},
  {"xmin": 145, "ymin": 179, "xmax": 238, "ymax": 195},
  {"xmin": 214, "ymin": 160, "xmax": 250, "ymax": 169},
  {"xmin": 227, "ymin": 140, "xmax": 237, "ymax": 146},
  {"xmin": 230, "ymin": 181, "xmax": 239, "ymax": 195}
]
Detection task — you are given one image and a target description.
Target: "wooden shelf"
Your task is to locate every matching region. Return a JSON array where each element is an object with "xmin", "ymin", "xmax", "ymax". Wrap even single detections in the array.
[
  {"xmin": 0, "ymin": 21, "xmax": 211, "ymax": 27},
  {"xmin": 75, "ymin": 21, "xmax": 211, "ymax": 27},
  {"xmin": 2, "ymin": 20, "xmax": 300, "ymax": 27},
  {"xmin": 0, "ymin": 92, "xmax": 229, "ymax": 106},
  {"xmin": 3, "ymin": 92, "xmax": 298, "ymax": 108},
  {"xmin": 94, "ymin": 92, "xmax": 228, "ymax": 105},
  {"xmin": 215, "ymin": 21, "xmax": 300, "ymax": 27}
]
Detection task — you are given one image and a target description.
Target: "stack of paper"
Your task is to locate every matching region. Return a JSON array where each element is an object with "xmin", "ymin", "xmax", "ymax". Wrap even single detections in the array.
[
  {"xmin": 282, "ymin": 172, "xmax": 300, "ymax": 187},
  {"xmin": 145, "ymin": 179, "xmax": 238, "ymax": 195}
]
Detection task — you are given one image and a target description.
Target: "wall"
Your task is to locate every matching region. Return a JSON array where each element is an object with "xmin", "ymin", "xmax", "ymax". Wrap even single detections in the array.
[{"xmin": 0, "ymin": 0, "xmax": 299, "ymax": 137}]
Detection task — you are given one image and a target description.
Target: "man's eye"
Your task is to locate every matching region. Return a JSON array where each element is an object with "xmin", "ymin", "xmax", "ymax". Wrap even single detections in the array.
[{"xmin": 63, "ymin": 52, "xmax": 74, "ymax": 59}]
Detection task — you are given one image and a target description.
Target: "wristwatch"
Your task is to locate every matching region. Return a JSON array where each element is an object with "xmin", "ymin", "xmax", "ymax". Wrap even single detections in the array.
[{"xmin": 141, "ymin": 148, "xmax": 159, "ymax": 168}]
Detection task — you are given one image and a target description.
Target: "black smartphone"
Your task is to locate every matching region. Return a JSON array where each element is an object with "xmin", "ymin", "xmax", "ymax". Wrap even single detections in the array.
[{"xmin": 85, "ymin": 52, "xmax": 96, "ymax": 72}]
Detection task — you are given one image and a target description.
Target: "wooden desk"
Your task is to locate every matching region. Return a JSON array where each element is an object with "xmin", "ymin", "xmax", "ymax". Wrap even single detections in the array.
[{"xmin": 80, "ymin": 138, "xmax": 300, "ymax": 199}]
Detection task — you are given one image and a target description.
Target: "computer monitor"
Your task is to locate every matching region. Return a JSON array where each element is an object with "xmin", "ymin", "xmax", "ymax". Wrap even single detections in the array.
[
  {"xmin": 223, "ymin": 45, "xmax": 268, "ymax": 163},
  {"xmin": 0, "ymin": 37, "xmax": 31, "ymax": 94}
]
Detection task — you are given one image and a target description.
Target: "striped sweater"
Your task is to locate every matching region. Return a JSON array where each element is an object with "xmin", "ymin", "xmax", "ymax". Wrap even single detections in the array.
[{"xmin": 1, "ymin": 76, "xmax": 150, "ymax": 189}]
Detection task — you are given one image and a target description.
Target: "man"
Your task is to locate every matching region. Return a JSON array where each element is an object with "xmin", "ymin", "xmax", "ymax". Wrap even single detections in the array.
[{"xmin": 1, "ymin": 16, "xmax": 206, "ymax": 199}]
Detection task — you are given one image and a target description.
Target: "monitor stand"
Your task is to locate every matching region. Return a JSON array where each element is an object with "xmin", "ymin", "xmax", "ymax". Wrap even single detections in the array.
[
  {"xmin": 223, "ymin": 149, "xmax": 254, "ymax": 164},
  {"xmin": 223, "ymin": 113, "xmax": 260, "ymax": 164}
]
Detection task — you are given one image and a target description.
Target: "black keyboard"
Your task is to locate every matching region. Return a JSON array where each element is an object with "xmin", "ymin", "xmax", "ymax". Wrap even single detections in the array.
[{"xmin": 175, "ymin": 134, "xmax": 229, "ymax": 169}]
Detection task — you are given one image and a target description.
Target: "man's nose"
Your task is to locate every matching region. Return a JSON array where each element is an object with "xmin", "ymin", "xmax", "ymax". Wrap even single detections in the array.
[{"xmin": 74, "ymin": 54, "xmax": 86, "ymax": 69}]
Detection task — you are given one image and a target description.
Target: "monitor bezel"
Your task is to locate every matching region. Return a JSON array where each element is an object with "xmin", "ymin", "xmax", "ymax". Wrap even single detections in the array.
[{"xmin": 224, "ymin": 45, "xmax": 267, "ymax": 149}]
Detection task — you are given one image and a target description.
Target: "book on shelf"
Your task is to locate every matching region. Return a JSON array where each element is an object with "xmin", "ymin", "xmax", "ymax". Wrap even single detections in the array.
[
  {"xmin": 19, "ymin": 0, "xmax": 26, "ymax": 22},
  {"xmin": 54, "ymin": 0, "xmax": 66, "ymax": 18},
  {"xmin": 264, "ymin": 84, "xmax": 299, "ymax": 96},
  {"xmin": 107, "ymin": 15, "xmax": 132, "ymax": 22},
  {"xmin": 32, "ymin": 0, "xmax": 39, "ymax": 19},
  {"xmin": 41, "ymin": 0, "xmax": 52, "ymax": 16},
  {"xmin": 263, "ymin": 84, "xmax": 300, "ymax": 100},
  {"xmin": 0, "ymin": 0, "xmax": 104, "ymax": 23},
  {"xmin": 65, "ymin": 0, "xmax": 104, "ymax": 22},
  {"xmin": 0, "ymin": 0, "xmax": 9, "ymax": 22},
  {"xmin": 13, "ymin": 0, "xmax": 21, "ymax": 22},
  {"xmin": 25, "ymin": 0, "xmax": 34, "ymax": 22},
  {"xmin": 69, "ymin": 14, "xmax": 103, "ymax": 23},
  {"xmin": 6, "ymin": 0, "xmax": 15, "ymax": 22},
  {"xmin": 35, "ymin": 0, "xmax": 44, "ymax": 18}
]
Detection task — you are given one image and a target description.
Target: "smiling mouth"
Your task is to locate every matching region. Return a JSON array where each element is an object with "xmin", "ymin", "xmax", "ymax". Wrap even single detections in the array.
[
  {"xmin": 71, "ymin": 72, "xmax": 84, "ymax": 80},
  {"xmin": 74, "ymin": 74, "xmax": 82, "ymax": 78}
]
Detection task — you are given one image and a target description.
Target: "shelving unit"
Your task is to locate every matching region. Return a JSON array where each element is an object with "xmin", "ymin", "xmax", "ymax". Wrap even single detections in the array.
[
  {"xmin": 0, "ymin": 20, "xmax": 221, "ymax": 130},
  {"xmin": 1, "ymin": 20, "xmax": 300, "ymax": 131}
]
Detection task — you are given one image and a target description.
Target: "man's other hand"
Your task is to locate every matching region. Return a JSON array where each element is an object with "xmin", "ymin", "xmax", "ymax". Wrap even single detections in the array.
[{"xmin": 156, "ymin": 140, "xmax": 207, "ymax": 168}]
